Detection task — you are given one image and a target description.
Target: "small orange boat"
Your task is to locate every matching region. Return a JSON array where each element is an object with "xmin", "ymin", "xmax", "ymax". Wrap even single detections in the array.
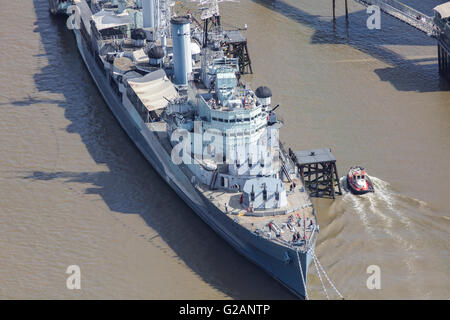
[{"xmin": 347, "ymin": 166, "xmax": 374, "ymax": 195}]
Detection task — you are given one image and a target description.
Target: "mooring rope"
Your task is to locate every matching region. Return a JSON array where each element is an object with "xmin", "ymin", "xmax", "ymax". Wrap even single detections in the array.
[
  {"xmin": 295, "ymin": 249, "xmax": 309, "ymax": 300},
  {"xmin": 313, "ymin": 252, "xmax": 344, "ymax": 300},
  {"xmin": 312, "ymin": 254, "xmax": 329, "ymax": 300}
]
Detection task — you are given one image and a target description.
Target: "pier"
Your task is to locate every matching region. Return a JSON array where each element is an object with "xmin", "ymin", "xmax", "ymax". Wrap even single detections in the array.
[
  {"xmin": 195, "ymin": 9, "xmax": 253, "ymax": 74},
  {"xmin": 223, "ymin": 30, "xmax": 253, "ymax": 74},
  {"xmin": 433, "ymin": 3, "xmax": 450, "ymax": 80},
  {"xmin": 333, "ymin": 1, "xmax": 450, "ymax": 80},
  {"xmin": 289, "ymin": 148, "xmax": 342, "ymax": 199},
  {"xmin": 336, "ymin": 0, "xmax": 437, "ymax": 36}
]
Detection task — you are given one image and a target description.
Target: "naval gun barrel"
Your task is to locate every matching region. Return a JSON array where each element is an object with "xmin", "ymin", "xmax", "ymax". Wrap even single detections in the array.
[{"xmin": 271, "ymin": 104, "xmax": 280, "ymax": 111}]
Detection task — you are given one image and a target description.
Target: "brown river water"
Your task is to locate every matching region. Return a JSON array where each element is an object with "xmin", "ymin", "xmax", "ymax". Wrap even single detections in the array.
[{"xmin": 0, "ymin": 0, "xmax": 449, "ymax": 299}]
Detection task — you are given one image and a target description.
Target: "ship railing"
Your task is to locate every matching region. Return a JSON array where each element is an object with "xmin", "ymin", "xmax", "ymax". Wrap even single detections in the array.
[
  {"xmin": 99, "ymin": 34, "xmax": 128, "ymax": 44},
  {"xmin": 209, "ymin": 58, "xmax": 240, "ymax": 70},
  {"xmin": 258, "ymin": 229, "xmax": 310, "ymax": 252}
]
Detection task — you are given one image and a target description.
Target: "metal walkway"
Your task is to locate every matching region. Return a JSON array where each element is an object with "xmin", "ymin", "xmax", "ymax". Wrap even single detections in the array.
[{"xmin": 353, "ymin": 0, "xmax": 438, "ymax": 37}]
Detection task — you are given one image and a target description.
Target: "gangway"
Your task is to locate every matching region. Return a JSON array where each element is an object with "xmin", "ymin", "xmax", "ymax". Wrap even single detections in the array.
[
  {"xmin": 332, "ymin": 1, "xmax": 450, "ymax": 79},
  {"xmin": 351, "ymin": 0, "xmax": 437, "ymax": 37}
]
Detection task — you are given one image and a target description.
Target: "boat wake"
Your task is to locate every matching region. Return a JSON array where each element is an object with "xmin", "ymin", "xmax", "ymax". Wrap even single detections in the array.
[
  {"xmin": 338, "ymin": 175, "xmax": 426, "ymax": 237},
  {"xmin": 312, "ymin": 175, "xmax": 449, "ymax": 299},
  {"xmin": 332, "ymin": 176, "xmax": 432, "ymax": 279}
]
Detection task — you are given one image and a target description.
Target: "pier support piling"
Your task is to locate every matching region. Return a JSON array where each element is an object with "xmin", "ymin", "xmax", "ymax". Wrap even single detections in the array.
[
  {"xmin": 438, "ymin": 40, "xmax": 450, "ymax": 80},
  {"xmin": 332, "ymin": 0, "xmax": 349, "ymax": 22},
  {"xmin": 345, "ymin": 0, "xmax": 349, "ymax": 21},
  {"xmin": 289, "ymin": 148, "xmax": 342, "ymax": 199},
  {"xmin": 333, "ymin": 0, "xmax": 336, "ymax": 21}
]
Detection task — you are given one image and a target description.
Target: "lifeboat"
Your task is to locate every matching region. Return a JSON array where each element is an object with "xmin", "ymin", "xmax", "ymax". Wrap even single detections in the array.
[{"xmin": 346, "ymin": 166, "xmax": 374, "ymax": 195}]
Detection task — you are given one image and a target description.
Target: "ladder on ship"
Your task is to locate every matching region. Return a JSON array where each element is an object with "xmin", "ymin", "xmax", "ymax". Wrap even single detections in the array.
[
  {"xmin": 210, "ymin": 169, "xmax": 219, "ymax": 190},
  {"xmin": 281, "ymin": 162, "xmax": 292, "ymax": 183}
]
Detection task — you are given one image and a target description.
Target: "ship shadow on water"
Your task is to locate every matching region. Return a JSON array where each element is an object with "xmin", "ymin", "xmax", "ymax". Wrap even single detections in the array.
[
  {"xmin": 253, "ymin": 0, "xmax": 450, "ymax": 92},
  {"xmin": 26, "ymin": 0, "xmax": 296, "ymax": 299}
]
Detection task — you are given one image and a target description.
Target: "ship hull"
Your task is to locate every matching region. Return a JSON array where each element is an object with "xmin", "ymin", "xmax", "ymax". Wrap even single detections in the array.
[{"xmin": 71, "ymin": 26, "xmax": 313, "ymax": 299}]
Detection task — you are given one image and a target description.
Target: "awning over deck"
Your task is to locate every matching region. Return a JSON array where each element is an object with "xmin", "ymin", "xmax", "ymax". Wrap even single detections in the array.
[
  {"xmin": 92, "ymin": 10, "xmax": 131, "ymax": 31},
  {"xmin": 127, "ymin": 69, "xmax": 178, "ymax": 112},
  {"xmin": 434, "ymin": 2, "xmax": 450, "ymax": 19}
]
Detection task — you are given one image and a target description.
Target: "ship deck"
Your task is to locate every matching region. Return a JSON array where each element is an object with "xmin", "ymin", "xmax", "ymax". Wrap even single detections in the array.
[{"xmin": 147, "ymin": 120, "xmax": 317, "ymax": 249}]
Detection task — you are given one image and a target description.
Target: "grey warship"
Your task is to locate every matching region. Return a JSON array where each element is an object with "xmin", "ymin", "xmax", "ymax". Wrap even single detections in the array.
[{"xmin": 49, "ymin": 0, "xmax": 318, "ymax": 298}]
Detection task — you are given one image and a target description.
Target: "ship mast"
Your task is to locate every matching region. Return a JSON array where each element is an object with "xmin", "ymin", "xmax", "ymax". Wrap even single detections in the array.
[
  {"xmin": 142, "ymin": 0, "xmax": 174, "ymax": 43},
  {"xmin": 155, "ymin": 0, "xmax": 174, "ymax": 42}
]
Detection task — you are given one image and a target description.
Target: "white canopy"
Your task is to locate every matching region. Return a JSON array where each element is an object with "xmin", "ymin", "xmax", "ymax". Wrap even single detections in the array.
[
  {"xmin": 132, "ymin": 49, "xmax": 149, "ymax": 64},
  {"xmin": 434, "ymin": 2, "xmax": 450, "ymax": 19},
  {"xmin": 92, "ymin": 10, "xmax": 131, "ymax": 31},
  {"xmin": 127, "ymin": 69, "xmax": 178, "ymax": 112}
]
